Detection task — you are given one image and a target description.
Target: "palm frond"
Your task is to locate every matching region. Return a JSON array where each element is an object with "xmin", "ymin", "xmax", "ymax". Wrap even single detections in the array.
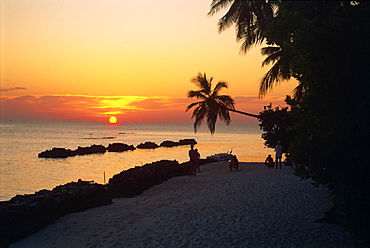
[
  {"xmin": 192, "ymin": 104, "xmax": 207, "ymax": 133},
  {"xmin": 187, "ymin": 90, "xmax": 207, "ymax": 99},
  {"xmin": 261, "ymin": 46, "xmax": 281, "ymax": 56},
  {"xmin": 261, "ymin": 47, "xmax": 282, "ymax": 67},
  {"xmin": 206, "ymin": 108, "xmax": 218, "ymax": 134},
  {"xmin": 186, "ymin": 101, "xmax": 202, "ymax": 112},
  {"xmin": 218, "ymin": 106, "xmax": 231, "ymax": 125},
  {"xmin": 208, "ymin": 0, "xmax": 275, "ymax": 53},
  {"xmin": 217, "ymin": 1, "xmax": 242, "ymax": 33},
  {"xmin": 239, "ymin": 30, "xmax": 266, "ymax": 53},
  {"xmin": 259, "ymin": 57, "xmax": 292, "ymax": 97},
  {"xmin": 259, "ymin": 45, "xmax": 293, "ymax": 97},
  {"xmin": 212, "ymin": 81, "xmax": 228, "ymax": 96},
  {"xmin": 208, "ymin": 0, "xmax": 234, "ymax": 16},
  {"xmin": 217, "ymin": 95, "xmax": 235, "ymax": 109},
  {"xmin": 292, "ymin": 83, "xmax": 307, "ymax": 102},
  {"xmin": 191, "ymin": 72, "xmax": 212, "ymax": 95},
  {"xmin": 259, "ymin": 62, "xmax": 281, "ymax": 97}
]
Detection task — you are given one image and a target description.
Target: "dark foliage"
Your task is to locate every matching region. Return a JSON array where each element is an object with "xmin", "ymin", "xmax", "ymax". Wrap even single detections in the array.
[
  {"xmin": 275, "ymin": 3, "xmax": 370, "ymax": 246},
  {"xmin": 210, "ymin": 1, "xmax": 370, "ymax": 245},
  {"xmin": 258, "ymin": 103, "xmax": 293, "ymax": 153}
]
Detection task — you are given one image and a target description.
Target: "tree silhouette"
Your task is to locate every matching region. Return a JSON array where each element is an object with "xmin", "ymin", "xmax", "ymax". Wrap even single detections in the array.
[{"xmin": 186, "ymin": 72, "xmax": 258, "ymax": 134}]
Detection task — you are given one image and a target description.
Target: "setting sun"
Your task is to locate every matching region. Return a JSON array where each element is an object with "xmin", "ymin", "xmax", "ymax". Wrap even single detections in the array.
[{"xmin": 109, "ymin": 116, "xmax": 118, "ymax": 124}]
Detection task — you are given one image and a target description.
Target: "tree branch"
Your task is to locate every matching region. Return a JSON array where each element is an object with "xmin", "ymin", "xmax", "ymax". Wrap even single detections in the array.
[{"xmin": 227, "ymin": 108, "xmax": 260, "ymax": 118}]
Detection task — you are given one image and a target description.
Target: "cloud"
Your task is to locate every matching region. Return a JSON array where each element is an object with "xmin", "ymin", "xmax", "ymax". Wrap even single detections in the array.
[
  {"xmin": 0, "ymin": 94, "xmax": 193, "ymax": 123},
  {"xmin": 132, "ymin": 97, "xmax": 192, "ymax": 110},
  {"xmin": 0, "ymin": 87, "xmax": 27, "ymax": 92},
  {"xmin": 0, "ymin": 94, "xmax": 288, "ymax": 124}
]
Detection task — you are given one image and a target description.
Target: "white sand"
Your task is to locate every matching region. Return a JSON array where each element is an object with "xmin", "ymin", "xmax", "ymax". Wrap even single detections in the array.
[{"xmin": 10, "ymin": 162, "xmax": 355, "ymax": 248}]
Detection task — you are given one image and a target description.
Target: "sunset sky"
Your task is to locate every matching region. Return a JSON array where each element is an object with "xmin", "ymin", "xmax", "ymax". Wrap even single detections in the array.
[{"xmin": 1, "ymin": 0, "xmax": 297, "ymax": 125}]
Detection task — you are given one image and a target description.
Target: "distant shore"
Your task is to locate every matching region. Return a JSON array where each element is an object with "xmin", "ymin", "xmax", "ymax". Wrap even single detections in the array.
[{"xmin": 10, "ymin": 162, "xmax": 354, "ymax": 248}]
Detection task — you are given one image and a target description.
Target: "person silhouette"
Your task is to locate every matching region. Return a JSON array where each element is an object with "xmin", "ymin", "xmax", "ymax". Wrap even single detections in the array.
[
  {"xmin": 194, "ymin": 148, "xmax": 201, "ymax": 172},
  {"xmin": 229, "ymin": 155, "xmax": 239, "ymax": 171},
  {"xmin": 275, "ymin": 141, "xmax": 283, "ymax": 170},
  {"xmin": 188, "ymin": 144, "xmax": 198, "ymax": 176},
  {"xmin": 264, "ymin": 154, "xmax": 274, "ymax": 168}
]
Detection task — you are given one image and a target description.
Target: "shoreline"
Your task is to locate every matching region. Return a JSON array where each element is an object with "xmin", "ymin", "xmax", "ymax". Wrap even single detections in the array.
[
  {"xmin": 9, "ymin": 162, "xmax": 355, "ymax": 247},
  {"xmin": 1, "ymin": 122, "xmax": 268, "ymax": 202}
]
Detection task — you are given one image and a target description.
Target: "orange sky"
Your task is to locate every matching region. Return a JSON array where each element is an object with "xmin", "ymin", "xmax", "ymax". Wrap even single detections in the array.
[{"xmin": 1, "ymin": 0, "xmax": 298, "ymax": 125}]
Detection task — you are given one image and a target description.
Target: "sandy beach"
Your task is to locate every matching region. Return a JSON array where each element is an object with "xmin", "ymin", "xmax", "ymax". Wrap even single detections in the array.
[{"xmin": 9, "ymin": 162, "xmax": 355, "ymax": 248}]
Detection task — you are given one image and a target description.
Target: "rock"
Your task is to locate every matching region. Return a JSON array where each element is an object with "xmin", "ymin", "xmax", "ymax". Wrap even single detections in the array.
[
  {"xmin": 107, "ymin": 160, "xmax": 189, "ymax": 198},
  {"xmin": 137, "ymin": 142, "xmax": 159, "ymax": 149},
  {"xmin": 159, "ymin": 140, "xmax": 179, "ymax": 147},
  {"xmin": 0, "ymin": 180, "xmax": 112, "ymax": 248},
  {"xmin": 38, "ymin": 139, "xmax": 197, "ymax": 158},
  {"xmin": 107, "ymin": 143, "xmax": 135, "ymax": 152},
  {"xmin": 178, "ymin": 139, "xmax": 197, "ymax": 146},
  {"xmin": 38, "ymin": 148, "xmax": 77, "ymax": 158},
  {"xmin": 75, "ymin": 145, "xmax": 106, "ymax": 155},
  {"xmin": 38, "ymin": 145, "xmax": 107, "ymax": 158},
  {"xmin": 0, "ymin": 157, "xmax": 216, "ymax": 247},
  {"xmin": 158, "ymin": 139, "xmax": 197, "ymax": 147}
]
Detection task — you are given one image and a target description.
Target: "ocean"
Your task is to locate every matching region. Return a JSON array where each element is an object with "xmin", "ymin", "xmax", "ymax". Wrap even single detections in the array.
[{"xmin": 0, "ymin": 121, "xmax": 269, "ymax": 201}]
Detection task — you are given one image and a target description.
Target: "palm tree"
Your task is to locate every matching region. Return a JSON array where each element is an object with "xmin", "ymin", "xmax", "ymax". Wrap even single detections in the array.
[
  {"xmin": 186, "ymin": 73, "xmax": 259, "ymax": 134},
  {"xmin": 259, "ymin": 46, "xmax": 293, "ymax": 98},
  {"xmin": 208, "ymin": 0, "xmax": 276, "ymax": 53},
  {"xmin": 208, "ymin": 1, "xmax": 341, "ymax": 101},
  {"xmin": 208, "ymin": 1, "xmax": 300, "ymax": 99},
  {"xmin": 259, "ymin": 45, "xmax": 307, "ymax": 102}
]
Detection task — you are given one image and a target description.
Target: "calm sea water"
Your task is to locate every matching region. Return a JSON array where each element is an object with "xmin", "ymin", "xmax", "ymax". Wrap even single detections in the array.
[{"xmin": 0, "ymin": 121, "xmax": 270, "ymax": 201}]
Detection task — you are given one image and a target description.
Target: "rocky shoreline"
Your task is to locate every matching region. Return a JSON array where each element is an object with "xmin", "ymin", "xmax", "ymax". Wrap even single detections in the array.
[
  {"xmin": 38, "ymin": 139, "xmax": 197, "ymax": 158},
  {"xmin": 0, "ymin": 157, "xmax": 215, "ymax": 248}
]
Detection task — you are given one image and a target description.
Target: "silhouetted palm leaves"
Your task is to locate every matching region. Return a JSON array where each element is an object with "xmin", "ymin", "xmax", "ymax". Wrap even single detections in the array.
[
  {"xmin": 259, "ymin": 46, "xmax": 293, "ymax": 97},
  {"xmin": 186, "ymin": 73, "xmax": 235, "ymax": 134},
  {"xmin": 208, "ymin": 0, "xmax": 304, "ymax": 99},
  {"xmin": 186, "ymin": 73, "xmax": 259, "ymax": 134},
  {"xmin": 208, "ymin": 0, "xmax": 276, "ymax": 53}
]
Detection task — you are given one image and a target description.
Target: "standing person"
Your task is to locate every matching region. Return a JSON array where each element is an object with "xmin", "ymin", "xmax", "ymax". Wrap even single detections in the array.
[
  {"xmin": 195, "ymin": 148, "xmax": 201, "ymax": 172},
  {"xmin": 275, "ymin": 141, "xmax": 283, "ymax": 170},
  {"xmin": 188, "ymin": 144, "xmax": 198, "ymax": 176}
]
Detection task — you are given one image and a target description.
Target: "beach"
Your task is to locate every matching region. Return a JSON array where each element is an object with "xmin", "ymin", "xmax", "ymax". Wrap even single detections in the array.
[{"xmin": 9, "ymin": 162, "xmax": 355, "ymax": 248}]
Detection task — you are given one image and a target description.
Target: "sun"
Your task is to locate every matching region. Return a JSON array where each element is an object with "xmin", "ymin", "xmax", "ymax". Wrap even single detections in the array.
[{"xmin": 109, "ymin": 116, "xmax": 118, "ymax": 124}]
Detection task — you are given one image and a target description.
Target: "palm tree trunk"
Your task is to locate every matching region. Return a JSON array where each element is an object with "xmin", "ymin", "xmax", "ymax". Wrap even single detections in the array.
[{"xmin": 227, "ymin": 108, "xmax": 260, "ymax": 118}]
